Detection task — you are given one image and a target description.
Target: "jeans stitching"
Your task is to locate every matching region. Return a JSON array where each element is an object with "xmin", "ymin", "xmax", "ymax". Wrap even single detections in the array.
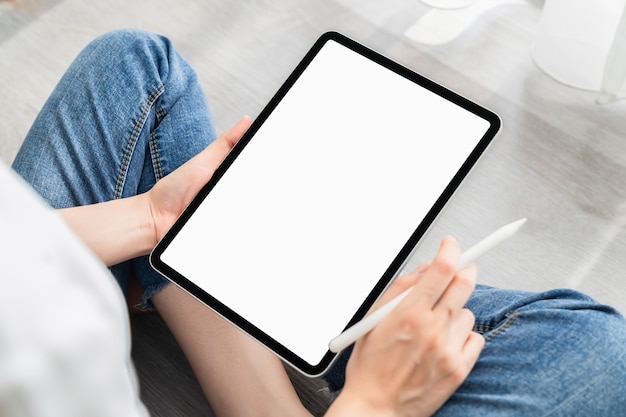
[
  {"xmin": 150, "ymin": 106, "xmax": 166, "ymax": 180},
  {"xmin": 114, "ymin": 83, "xmax": 165, "ymax": 199},
  {"xmin": 156, "ymin": 105, "xmax": 166, "ymax": 122},
  {"xmin": 474, "ymin": 311, "xmax": 520, "ymax": 342},
  {"xmin": 149, "ymin": 130, "xmax": 163, "ymax": 180}
]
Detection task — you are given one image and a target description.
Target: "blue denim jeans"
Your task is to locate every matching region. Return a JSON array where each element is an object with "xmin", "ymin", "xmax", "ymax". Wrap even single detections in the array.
[
  {"xmin": 11, "ymin": 29, "xmax": 626, "ymax": 415},
  {"xmin": 12, "ymin": 29, "xmax": 216, "ymax": 308},
  {"xmin": 326, "ymin": 285, "xmax": 626, "ymax": 416}
]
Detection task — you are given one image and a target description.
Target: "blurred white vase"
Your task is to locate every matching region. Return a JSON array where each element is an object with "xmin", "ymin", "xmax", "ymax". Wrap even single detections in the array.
[{"xmin": 532, "ymin": 0, "xmax": 626, "ymax": 103}]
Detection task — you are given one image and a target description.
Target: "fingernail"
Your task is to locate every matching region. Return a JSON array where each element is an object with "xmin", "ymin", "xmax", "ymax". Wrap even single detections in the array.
[
  {"xmin": 415, "ymin": 262, "xmax": 430, "ymax": 274},
  {"xmin": 443, "ymin": 235, "xmax": 458, "ymax": 244}
]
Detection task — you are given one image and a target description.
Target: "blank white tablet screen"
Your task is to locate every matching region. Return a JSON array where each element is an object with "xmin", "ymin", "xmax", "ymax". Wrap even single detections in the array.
[{"xmin": 160, "ymin": 39, "xmax": 490, "ymax": 367}]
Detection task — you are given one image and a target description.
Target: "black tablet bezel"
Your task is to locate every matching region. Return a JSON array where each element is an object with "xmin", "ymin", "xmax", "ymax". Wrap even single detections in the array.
[{"xmin": 150, "ymin": 31, "xmax": 500, "ymax": 376}]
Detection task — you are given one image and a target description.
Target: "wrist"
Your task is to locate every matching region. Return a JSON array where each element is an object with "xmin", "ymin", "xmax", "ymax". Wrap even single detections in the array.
[
  {"xmin": 135, "ymin": 192, "xmax": 159, "ymax": 256},
  {"xmin": 325, "ymin": 389, "xmax": 395, "ymax": 417},
  {"xmin": 58, "ymin": 193, "xmax": 158, "ymax": 267}
]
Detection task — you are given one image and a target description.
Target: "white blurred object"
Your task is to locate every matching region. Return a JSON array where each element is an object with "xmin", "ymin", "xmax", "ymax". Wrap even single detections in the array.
[
  {"xmin": 407, "ymin": 0, "xmax": 527, "ymax": 45},
  {"xmin": 533, "ymin": 0, "xmax": 626, "ymax": 102},
  {"xmin": 420, "ymin": 0, "xmax": 477, "ymax": 9},
  {"xmin": 597, "ymin": 5, "xmax": 626, "ymax": 103},
  {"xmin": 0, "ymin": 161, "xmax": 148, "ymax": 417}
]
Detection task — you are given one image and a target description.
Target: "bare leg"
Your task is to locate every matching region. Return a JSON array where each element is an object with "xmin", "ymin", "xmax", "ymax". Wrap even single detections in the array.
[{"xmin": 152, "ymin": 284, "xmax": 313, "ymax": 417}]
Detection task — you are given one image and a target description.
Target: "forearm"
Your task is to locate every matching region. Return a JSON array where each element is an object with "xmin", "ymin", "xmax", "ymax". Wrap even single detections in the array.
[{"xmin": 59, "ymin": 194, "xmax": 156, "ymax": 267}]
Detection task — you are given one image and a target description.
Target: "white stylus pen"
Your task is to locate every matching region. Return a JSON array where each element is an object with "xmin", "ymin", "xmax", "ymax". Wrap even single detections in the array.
[{"xmin": 328, "ymin": 218, "xmax": 527, "ymax": 353}]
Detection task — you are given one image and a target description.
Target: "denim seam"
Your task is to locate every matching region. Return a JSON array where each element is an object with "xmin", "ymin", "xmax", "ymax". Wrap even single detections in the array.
[
  {"xmin": 155, "ymin": 105, "xmax": 166, "ymax": 122},
  {"xmin": 474, "ymin": 311, "xmax": 520, "ymax": 342},
  {"xmin": 114, "ymin": 83, "xmax": 165, "ymax": 199},
  {"xmin": 150, "ymin": 105, "xmax": 167, "ymax": 180},
  {"xmin": 149, "ymin": 130, "xmax": 163, "ymax": 180}
]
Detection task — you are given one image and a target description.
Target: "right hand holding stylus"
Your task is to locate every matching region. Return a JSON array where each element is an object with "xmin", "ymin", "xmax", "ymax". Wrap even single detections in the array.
[{"xmin": 327, "ymin": 236, "xmax": 485, "ymax": 417}]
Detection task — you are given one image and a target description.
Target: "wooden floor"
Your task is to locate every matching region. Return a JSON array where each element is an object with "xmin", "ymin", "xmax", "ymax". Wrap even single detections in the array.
[{"xmin": 2, "ymin": 0, "xmax": 626, "ymax": 416}]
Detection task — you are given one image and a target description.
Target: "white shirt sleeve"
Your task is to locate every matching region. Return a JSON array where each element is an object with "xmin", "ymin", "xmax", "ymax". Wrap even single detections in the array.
[{"xmin": 0, "ymin": 161, "xmax": 150, "ymax": 417}]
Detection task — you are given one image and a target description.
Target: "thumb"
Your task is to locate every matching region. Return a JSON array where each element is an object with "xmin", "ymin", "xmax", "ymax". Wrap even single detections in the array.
[
  {"xmin": 219, "ymin": 115, "xmax": 253, "ymax": 149},
  {"xmin": 191, "ymin": 115, "xmax": 252, "ymax": 177}
]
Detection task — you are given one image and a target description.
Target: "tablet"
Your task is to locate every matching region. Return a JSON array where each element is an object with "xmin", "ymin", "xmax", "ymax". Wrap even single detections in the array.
[{"xmin": 150, "ymin": 31, "xmax": 500, "ymax": 376}]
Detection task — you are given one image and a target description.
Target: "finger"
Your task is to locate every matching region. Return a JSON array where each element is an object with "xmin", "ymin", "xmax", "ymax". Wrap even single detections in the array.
[
  {"xmin": 206, "ymin": 115, "xmax": 252, "ymax": 156},
  {"xmin": 219, "ymin": 115, "xmax": 253, "ymax": 149},
  {"xmin": 387, "ymin": 263, "xmax": 430, "ymax": 297},
  {"xmin": 193, "ymin": 116, "xmax": 252, "ymax": 173},
  {"xmin": 460, "ymin": 331, "xmax": 485, "ymax": 374},
  {"xmin": 372, "ymin": 262, "xmax": 431, "ymax": 311},
  {"xmin": 434, "ymin": 263, "xmax": 477, "ymax": 312},
  {"xmin": 408, "ymin": 236, "xmax": 461, "ymax": 308},
  {"xmin": 464, "ymin": 331, "xmax": 486, "ymax": 360},
  {"xmin": 447, "ymin": 308, "xmax": 477, "ymax": 351},
  {"xmin": 414, "ymin": 261, "xmax": 431, "ymax": 275},
  {"xmin": 440, "ymin": 331, "xmax": 484, "ymax": 393},
  {"xmin": 441, "ymin": 311, "xmax": 483, "ymax": 388}
]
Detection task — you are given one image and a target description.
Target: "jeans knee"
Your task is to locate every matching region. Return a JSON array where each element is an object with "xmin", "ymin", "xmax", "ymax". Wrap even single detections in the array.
[
  {"xmin": 82, "ymin": 29, "xmax": 176, "ymax": 82},
  {"xmin": 557, "ymin": 301, "xmax": 626, "ymax": 415},
  {"xmin": 91, "ymin": 28, "xmax": 170, "ymax": 55},
  {"xmin": 586, "ymin": 303, "xmax": 626, "ymax": 358},
  {"xmin": 557, "ymin": 289, "xmax": 626, "ymax": 364}
]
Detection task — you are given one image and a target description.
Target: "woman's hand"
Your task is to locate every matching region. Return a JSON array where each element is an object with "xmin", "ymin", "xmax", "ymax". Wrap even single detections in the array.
[
  {"xmin": 327, "ymin": 237, "xmax": 485, "ymax": 417},
  {"xmin": 59, "ymin": 116, "xmax": 251, "ymax": 267},
  {"xmin": 146, "ymin": 116, "xmax": 252, "ymax": 245}
]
